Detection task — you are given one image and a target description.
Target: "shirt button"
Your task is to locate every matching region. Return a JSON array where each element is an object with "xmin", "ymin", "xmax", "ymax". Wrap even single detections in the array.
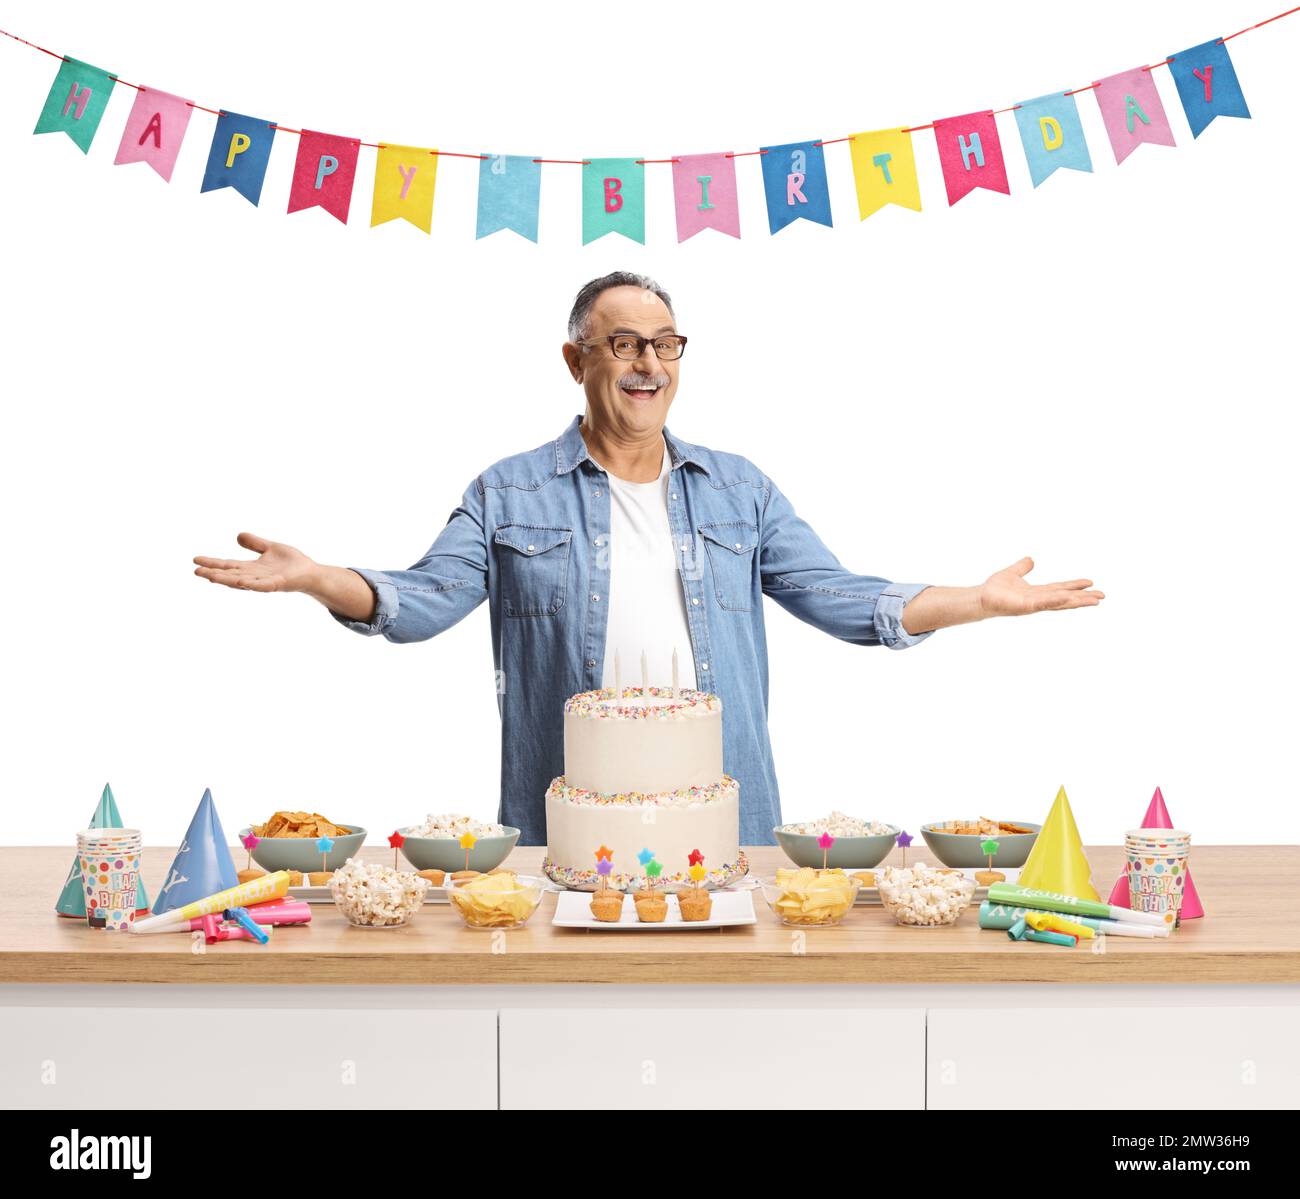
[
  {"xmin": 701, "ymin": 662, "xmax": 709, "ymax": 670},
  {"xmin": 594, "ymin": 537, "xmax": 604, "ymax": 546},
  {"xmin": 593, "ymin": 490, "xmax": 602, "ymax": 498},
  {"xmin": 691, "ymin": 597, "xmax": 700, "ymax": 606},
  {"xmin": 734, "ymin": 542, "xmax": 742, "ymax": 550},
  {"xmin": 527, "ymin": 543, "xmax": 536, "ymax": 552},
  {"xmin": 586, "ymin": 659, "xmax": 596, "ymax": 668},
  {"xmin": 591, "ymin": 594, "xmax": 600, "ymax": 602},
  {"xmin": 680, "ymin": 542, "xmax": 689, "ymax": 552},
  {"xmin": 671, "ymin": 492, "xmax": 679, "ymax": 500}
]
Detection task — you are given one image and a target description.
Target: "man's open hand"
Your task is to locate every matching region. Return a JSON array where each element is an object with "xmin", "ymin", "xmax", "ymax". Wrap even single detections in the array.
[
  {"xmin": 978, "ymin": 556, "xmax": 1104, "ymax": 618},
  {"xmin": 193, "ymin": 532, "xmax": 318, "ymax": 593}
]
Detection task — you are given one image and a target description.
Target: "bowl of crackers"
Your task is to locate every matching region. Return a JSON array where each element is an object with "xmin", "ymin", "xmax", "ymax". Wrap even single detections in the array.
[
  {"xmin": 920, "ymin": 817, "xmax": 1041, "ymax": 868},
  {"xmin": 242, "ymin": 811, "xmax": 367, "ymax": 874}
]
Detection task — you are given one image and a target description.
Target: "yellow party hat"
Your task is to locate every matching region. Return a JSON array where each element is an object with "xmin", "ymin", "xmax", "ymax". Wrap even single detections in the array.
[{"xmin": 1016, "ymin": 785, "xmax": 1098, "ymax": 900}]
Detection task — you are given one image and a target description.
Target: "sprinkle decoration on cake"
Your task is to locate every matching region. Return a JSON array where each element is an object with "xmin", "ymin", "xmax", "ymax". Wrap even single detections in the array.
[{"xmin": 544, "ymin": 683, "xmax": 748, "ymax": 892}]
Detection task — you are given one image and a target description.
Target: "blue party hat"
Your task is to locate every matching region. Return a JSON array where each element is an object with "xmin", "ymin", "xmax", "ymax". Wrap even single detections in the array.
[
  {"xmin": 56, "ymin": 783, "xmax": 153, "ymax": 917},
  {"xmin": 151, "ymin": 788, "xmax": 238, "ymax": 915}
]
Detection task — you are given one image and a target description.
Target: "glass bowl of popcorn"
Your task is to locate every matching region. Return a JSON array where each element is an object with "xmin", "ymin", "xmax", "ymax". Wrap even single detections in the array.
[
  {"xmin": 760, "ymin": 868, "xmax": 861, "ymax": 926},
  {"xmin": 329, "ymin": 858, "xmax": 430, "ymax": 929},
  {"xmin": 448, "ymin": 871, "xmax": 544, "ymax": 930},
  {"xmin": 876, "ymin": 862, "xmax": 976, "ymax": 927}
]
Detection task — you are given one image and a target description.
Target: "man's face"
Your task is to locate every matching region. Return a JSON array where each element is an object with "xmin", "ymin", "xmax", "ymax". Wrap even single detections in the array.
[{"xmin": 564, "ymin": 286, "xmax": 680, "ymax": 438}]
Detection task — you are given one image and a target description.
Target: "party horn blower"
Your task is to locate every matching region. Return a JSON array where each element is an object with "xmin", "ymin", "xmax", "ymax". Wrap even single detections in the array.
[
  {"xmin": 987, "ymin": 882, "xmax": 1167, "ymax": 927},
  {"xmin": 388, "ymin": 830, "xmax": 405, "ymax": 869},
  {"xmin": 130, "ymin": 871, "xmax": 292, "ymax": 934},
  {"xmin": 459, "ymin": 831, "xmax": 477, "ymax": 872},
  {"xmin": 818, "ymin": 831, "xmax": 834, "ymax": 870},
  {"xmin": 316, "ymin": 835, "xmax": 334, "ymax": 874},
  {"xmin": 240, "ymin": 831, "xmax": 259, "ymax": 872},
  {"xmin": 896, "ymin": 830, "xmax": 913, "ymax": 868}
]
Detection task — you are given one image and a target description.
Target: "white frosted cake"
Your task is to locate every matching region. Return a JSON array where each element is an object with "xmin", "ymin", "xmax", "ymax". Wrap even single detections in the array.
[{"xmin": 543, "ymin": 686, "xmax": 748, "ymax": 890}]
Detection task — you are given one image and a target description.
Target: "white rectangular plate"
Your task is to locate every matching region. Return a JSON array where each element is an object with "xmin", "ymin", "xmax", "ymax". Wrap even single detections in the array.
[{"xmin": 552, "ymin": 890, "xmax": 756, "ymax": 930}]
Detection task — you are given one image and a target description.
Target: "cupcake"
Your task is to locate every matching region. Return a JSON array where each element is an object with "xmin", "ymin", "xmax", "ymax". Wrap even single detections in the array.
[
  {"xmin": 635, "ymin": 891, "xmax": 668, "ymax": 923},
  {"xmin": 307, "ymin": 870, "xmax": 333, "ymax": 886},
  {"xmin": 237, "ymin": 867, "xmax": 266, "ymax": 885},
  {"xmin": 417, "ymin": 869, "xmax": 446, "ymax": 886},
  {"xmin": 589, "ymin": 889, "xmax": 624, "ymax": 922},
  {"xmin": 677, "ymin": 888, "xmax": 712, "ymax": 922}
]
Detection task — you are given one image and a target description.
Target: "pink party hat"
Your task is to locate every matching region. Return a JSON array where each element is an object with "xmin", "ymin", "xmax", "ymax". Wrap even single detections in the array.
[{"xmin": 1107, "ymin": 786, "xmax": 1204, "ymax": 918}]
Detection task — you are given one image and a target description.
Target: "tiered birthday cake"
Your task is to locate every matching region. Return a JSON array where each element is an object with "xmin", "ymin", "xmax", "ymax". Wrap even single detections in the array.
[{"xmin": 542, "ymin": 686, "xmax": 747, "ymax": 890}]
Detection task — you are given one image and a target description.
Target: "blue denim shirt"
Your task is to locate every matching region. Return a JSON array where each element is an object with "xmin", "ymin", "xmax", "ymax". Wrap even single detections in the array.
[{"xmin": 334, "ymin": 414, "xmax": 933, "ymax": 845}]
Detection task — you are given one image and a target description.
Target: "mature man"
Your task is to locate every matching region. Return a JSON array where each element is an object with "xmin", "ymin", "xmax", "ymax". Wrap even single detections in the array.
[{"xmin": 194, "ymin": 271, "xmax": 1103, "ymax": 845}]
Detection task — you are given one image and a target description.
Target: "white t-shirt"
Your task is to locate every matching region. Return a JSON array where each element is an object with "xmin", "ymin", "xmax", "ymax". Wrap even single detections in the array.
[{"xmin": 594, "ymin": 441, "xmax": 698, "ymax": 694}]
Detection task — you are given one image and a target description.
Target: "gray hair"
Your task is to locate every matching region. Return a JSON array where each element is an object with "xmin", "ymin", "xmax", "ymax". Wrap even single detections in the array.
[{"xmin": 567, "ymin": 271, "xmax": 674, "ymax": 342}]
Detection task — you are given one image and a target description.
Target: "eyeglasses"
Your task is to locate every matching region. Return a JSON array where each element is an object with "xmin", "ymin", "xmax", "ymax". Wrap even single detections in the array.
[{"xmin": 578, "ymin": 333, "xmax": 688, "ymax": 361}]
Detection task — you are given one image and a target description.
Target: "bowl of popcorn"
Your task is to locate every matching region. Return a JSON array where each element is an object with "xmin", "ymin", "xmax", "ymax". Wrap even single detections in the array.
[
  {"xmin": 876, "ymin": 862, "xmax": 976, "ymax": 927},
  {"xmin": 398, "ymin": 814, "xmax": 520, "ymax": 873},
  {"xmin": 760, "ymin": 867, "xmax": 861, "ymax": 927},
  {"xmin": 329, "ymin": 858, "xmax": 430, "ymax": 929},
  {"xmin": 774, "ymin": 812, "xmax": 900, "ymax": 870},
  {"xmin": 447, "ymin": 870, "xmax": 544, "ymax": 931}
]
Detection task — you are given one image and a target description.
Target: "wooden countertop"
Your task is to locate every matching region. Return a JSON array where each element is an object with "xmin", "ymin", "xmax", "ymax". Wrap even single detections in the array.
[{"xmin": 3, "ymin": 845, "xmax": 1296, "ymax": 985}]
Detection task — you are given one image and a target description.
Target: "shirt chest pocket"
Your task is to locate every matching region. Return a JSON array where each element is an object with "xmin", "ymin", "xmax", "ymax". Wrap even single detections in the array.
[
  {"xmin": 493, "ymin": 524, "xmax": 573, "ymax": 618},
  {"xmin": 698, "ymin": 521, "xmax": 759, "ymax": 612}
]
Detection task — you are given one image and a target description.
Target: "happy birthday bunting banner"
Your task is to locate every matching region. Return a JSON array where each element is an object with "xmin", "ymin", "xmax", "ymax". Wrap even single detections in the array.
[
  {"xmin": 33, "ymin": 56, "xmax": 116, "ymax": 153},
  {"xmin": 760, "ymin": 140, "xmax": 833, "ymax": 234},
  {"xmin": 287, "ymin": 129, "xmax": 361, "ymax": 223},
  {"xmin": 113, "ymin": 86, "xmax": 193, "ymax": 182},
  {"xmin": 1168, "ymin": 38, "xmax": 1251, "ymax": 137},
  {"xmin": 371, "ymin": 143, "xmax": 438, "ymax": 232},
  {"xmin": 200, "ymin": 109, "xmax": 276, "ymax": 205},
  {"xmin": 933, "ymin": 110, "xmax": 1011, "ymax": 206},
  {"xmin": 1012, "ymin": 92, "xmax": 1092, "ymax": 188},
  {"xmin": 848, "ymin": 127, "xmax": 921, "ymax": 219},
  {"xmin": 476, "ymin": 153, "xmax": 542, "ymax": 242},
  {"xmin": 1093, "ymin": 67, "xmax": 1177, "ymax": 164},
  {"xmin": 671, "ymin": 152, "xmax": 740, "ymax": 241},
  {"xmin": 583, "ymin": 157, "xmax": 646, "ymax": 244}
]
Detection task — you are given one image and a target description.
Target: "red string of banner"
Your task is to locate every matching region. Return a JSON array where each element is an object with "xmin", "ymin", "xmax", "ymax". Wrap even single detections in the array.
[{"xmin": 2, "ymin": 5, "xmax": 1297, "ymax": 162}]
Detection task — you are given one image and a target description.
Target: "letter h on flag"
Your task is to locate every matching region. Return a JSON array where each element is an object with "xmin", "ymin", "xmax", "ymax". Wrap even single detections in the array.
[{"xmin": 932, "ymin": 111, "xmax": 1010, "ymax": 205}]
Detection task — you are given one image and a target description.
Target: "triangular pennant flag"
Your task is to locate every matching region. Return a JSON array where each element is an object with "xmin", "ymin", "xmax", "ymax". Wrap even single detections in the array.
[
  {"xmin": 56, "ymin": 783, "xmax": 152, "ymax": 917},
  {"xmin": 371, "ymin": 143, "xmax": 438, "ymax": 233},
  {"xmin": 200, "ymin": 110, "xmax": 277, "ymax": 206},
  {"xmin": 476, "ymin": 153, "xmax": 542, "ymax": 242},
  {"xmin": 33, "ymin": 56, "xmax": 117, "ymax": 154},
  {"xmin": 288, "ymin": 129, "xmax": 361, "ymax": 224},
  {"xmin": 848, "ymin": 127, "xmax": 922, "ymax": 219},
  {"xmin": 582, "ymin": 157, "xmax": 646, "ymax": 245},
  {"xmin": 1012, "ymin": 91, "xmax": 1093, "ymax": 188},
  {"xmin": 932, "ymin": 111, "xmax": 1011, "ymax": 206},
  {"xmin": 671, "ymin": 152, "xmax": 741, "ymax": 241},
  {"xmin": 759, "ymin": 140, "xmax": 833, "ymax": 233},
  {"xmin": 1093, "ymin": 67, "xmax": 1177, "ymax": 165},
  {"xmin": 1017, "ymin": 785, "xmax": 1098, "ymax": 899},
  {"xmin": 113, "ymin": 85, "xmax": 194, "ymax": 182},
  {"xmin": 1107, "ymin": 787, "xmax": 1204, "ymax": 918},
  {"xmin": 1167, "ymin": 38, "xmax": 1251, "ymax": 138},
  {"xmin": 151, "ymin": 787, "xmax": 238, "ymax": 915}
]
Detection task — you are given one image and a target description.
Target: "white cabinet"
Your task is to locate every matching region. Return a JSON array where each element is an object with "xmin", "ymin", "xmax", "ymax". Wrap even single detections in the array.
[
  {"xmin": 499, "ymin": 1007, "xmax": 925, "ymax": 1109},
  {"xmin": 0, "ymin": 1005, "xmax": 497, "ymax": 1109},
  {"xmin": 926, "ymin": 1006, "xmax": 1300, "ymax": 1109}
]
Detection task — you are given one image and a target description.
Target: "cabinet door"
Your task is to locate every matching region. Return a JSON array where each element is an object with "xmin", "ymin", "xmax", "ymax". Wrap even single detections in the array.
[
  {"xmin": 500, "ymin": 1007, "xmax": 924, "ymax": 1109},
  {"xmin": 927, "ymin": 1007, "xmax": 1300, "ymax": 1109},
  {"xmin": 0, "ymin": 1006, "xmax": 497, "ymax": 1109}
]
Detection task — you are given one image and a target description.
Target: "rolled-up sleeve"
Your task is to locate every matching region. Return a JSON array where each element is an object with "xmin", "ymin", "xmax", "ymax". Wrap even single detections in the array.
[
  {"xmin": 330, "ymin": 477, "xmax": 489, "ymax": 643},
  {"xmin": 758, "ymin": 474, "xmax": 934, "ymax": 649}
]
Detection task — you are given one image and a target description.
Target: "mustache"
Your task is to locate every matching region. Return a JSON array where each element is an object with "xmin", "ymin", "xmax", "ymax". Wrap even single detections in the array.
[{"xmin": 618, "ymin": 372, "xmax": 670, "ymax": 389}]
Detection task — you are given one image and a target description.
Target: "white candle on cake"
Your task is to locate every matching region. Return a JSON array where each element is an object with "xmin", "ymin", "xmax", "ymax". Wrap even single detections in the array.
[
  {"xmin": 613, "ymin": 649, "xmax": 622, "ymax": 705},
  {"xmin": 672, "ymin": 647, "xmax": 679, "ymax": 701},
  {"xmin": 641, "ymin": 649, "xmax": 650, "ymax": 708}
]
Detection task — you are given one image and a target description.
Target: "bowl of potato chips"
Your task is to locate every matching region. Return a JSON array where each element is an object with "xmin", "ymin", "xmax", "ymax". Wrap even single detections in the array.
[
  {"xmin": 447, "ymin": 870, "xmax": 544, "ymax": 930},
  {"xmin": 242, "ymin": 811, "xmax": 367, "ymax": 872},
  {"xmin": 759, "ymin": 868, "xmax": 861, "ymax": 927}
]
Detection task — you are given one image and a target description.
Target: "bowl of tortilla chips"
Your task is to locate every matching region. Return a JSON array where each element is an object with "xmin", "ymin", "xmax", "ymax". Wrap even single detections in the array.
[
  {"xmin": 241, "ymin": 811, "xmax": 367, "ymax": 872},
  {"xmin": 920, "ymin": 817, "xmax": 1040, "ymax": 868}
]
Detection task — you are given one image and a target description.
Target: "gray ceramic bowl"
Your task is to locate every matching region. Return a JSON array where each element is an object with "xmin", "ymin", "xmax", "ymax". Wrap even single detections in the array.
[
  {"xmin": 398, "ymin": 827, "xmax": 520, "ymax": 873},
  {"xmin": 920, "ymin": 822, "xmax": 1041, "ymax": 868},
  {"xmin": 774, "ymin": 826, "xmax": 900, "ymax": 870},
  {"xmin": 242, "ymin": 825, "xmax": 368, "ymax": 872}
]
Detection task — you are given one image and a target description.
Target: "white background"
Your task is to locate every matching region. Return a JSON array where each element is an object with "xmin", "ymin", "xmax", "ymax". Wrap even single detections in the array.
[{"xmin": 2, "ymin": 0, "xmax": 1295, "ymax": 848}]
